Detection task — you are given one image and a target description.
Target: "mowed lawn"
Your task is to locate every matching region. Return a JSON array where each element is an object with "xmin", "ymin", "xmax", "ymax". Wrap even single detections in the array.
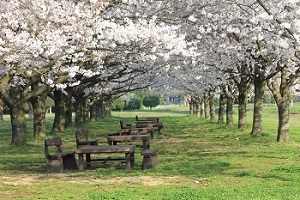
[{"xmin": 1, "ymin": 104, "xmax": 300, "ymax": 199}]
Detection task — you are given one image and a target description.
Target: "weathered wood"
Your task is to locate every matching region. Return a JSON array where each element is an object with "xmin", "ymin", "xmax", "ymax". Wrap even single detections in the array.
[
  {"xmin": 75, "ymin": 129, "xmax": 98, "ymax": 148},
  {"xmin": 75, "ymin": 129, "xmax": 98, "ymax": 168},
  {"xmin": 121, "ymin": 127, "xmax": 154, "ymax": 139},
  {"xmin": 135, "ymin": 121, "xmax": 164, "ymax": 134},
  {"xmin": 142, "ymin": 149, "xmax": 159, "ymax": 170},
  {"xmin": 107, "ymin": 134, "xmax": 151, "ymax": 151},
  {"xmin": 136, "ymin": 115, "xmax": 159, "ymax": 123},
  {"xmin": 75, "ymin": 145, "xmax": 135, "ymax": 170},
  {"xmin": 44, "ymin": 137, "xmax": 77, "ymax": 173}
]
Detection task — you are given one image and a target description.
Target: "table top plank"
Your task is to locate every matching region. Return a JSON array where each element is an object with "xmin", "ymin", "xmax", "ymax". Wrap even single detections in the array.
[
  {"xmin": 75, "ymin": 145, "xmax": 135, "ymax": 154},
  {"xmin": 107, "ymin": 135, "xmax": 150, "ymax": 141}
]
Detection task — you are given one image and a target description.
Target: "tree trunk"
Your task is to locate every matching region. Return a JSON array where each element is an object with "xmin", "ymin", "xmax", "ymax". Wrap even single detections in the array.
[
  {"xmin": 200, "ymin": 99, "xmax": 204, "ymax": 117},
  {"xmin": 90, "ymin": 104, "xmax": 97, "ymax": 122},
  {"xmin": 267, "ymin": 68, "xmax": 291, "ymax": 142},
  {"xmin": 218, "ymin": 93, "xmax": 226, "ymax": 124},
  {"xmin": 238, "ymin": 87, "xmax": 248, "ymax": 130},
  {"xmin": 189, "ymin": 100, "xmax": 193, "ymax": 115},
  {"xmin": 277, "ymin": 100, "xmax": 290, "ymax": 142},
  {"xmin": 74, "ymin": 94, "xmax": 90, "ymax": 127},
  {"xmin": 195, "ymin": 100, "xmax": 200, "ymax": 117},
  {"xmin": 75, "ymin": 98, "xmax": 84, "ymax": 127},
  {"xmin": 30, "ymin": 83, "xmax": 49, "ymax": 138},
  {"xmin": 52, "ymin": 90, "xmax": 66, "ymax": 132},
  {"xmin": 204, "ymin": 93, "xmax": 210, "ymax": 119},
  {"xmin": 226, "ymin": 95, "xmax": 234, "ymax": 125},
  {"xmin": 31, "ymin": 96, "xmax": 47, "ymax": 138},
  {"xmin": 65, "ymin": 93, "xmax": 73, "ymax": 128},
  {"xmin": 28, "ymin": 102, "xmax": 33, "ymax": 119},
  {"xmin": 251, "ymin": 75, "xmax": 265, "ymax": 136},
  {"xmin": 193, "ymin": 99, "xmax": 197, "ymax": 116},
  {"xmin": 10, "ymin": 102, "xmax": 28, "ymax": 146},
  {"xmin": 95, "ymin": 100, "xmax": 102, "ymax": 120},
  {"xmin": 0, "ymin": 98, "xmax": 4, "ymax": 122},
  {"xmin": 237, "ymin": 65, "xmax": 252, "ymax": 130},
  {"xmin": 83, "ymin": 98, "xmax": 90, "ymax": 124},
  {"xmin": 209, "ymin": 92, "xmax": 215, "ymax": 121}
]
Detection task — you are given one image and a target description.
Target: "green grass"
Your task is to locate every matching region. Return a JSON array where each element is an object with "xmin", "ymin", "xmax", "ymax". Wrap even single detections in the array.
[{"xmin": 1, "ymin": 104, "xmax": 300, "ymax": 199}]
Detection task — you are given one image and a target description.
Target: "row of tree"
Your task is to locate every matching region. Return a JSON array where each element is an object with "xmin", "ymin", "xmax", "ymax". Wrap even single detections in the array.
[
  {"xmin": 0, "ymin": 0, "xmax": 299, "ymax": 146},
  {"xmin": 154, "ymin": 0, "xmax": 300, "ymax": 143}
]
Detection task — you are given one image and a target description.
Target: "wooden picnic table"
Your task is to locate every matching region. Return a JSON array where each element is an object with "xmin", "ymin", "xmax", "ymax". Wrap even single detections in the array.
[
  {"xmin": 75, "ymin": 145, "xmax": 135, "ymax": 171},
  {"xmin": 121, "ymin": 127, "xmax": 154, "ymax": 139},
  {"xmin": 135, "ymin": 121, "xmax": 164, "ymax": 134},
  {"xmin": 107, "ymin": 134, "xmax": 151, "ymax": 151}
]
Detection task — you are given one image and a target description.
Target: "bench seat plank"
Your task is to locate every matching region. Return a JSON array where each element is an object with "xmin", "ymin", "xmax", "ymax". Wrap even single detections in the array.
[
  {"xmin": 107, "ymin": 135, "xmax": 151, "ymax": 151},
  {"xmin": 75, "ymin": 145, "xmax": 135, "ymax": 170}
]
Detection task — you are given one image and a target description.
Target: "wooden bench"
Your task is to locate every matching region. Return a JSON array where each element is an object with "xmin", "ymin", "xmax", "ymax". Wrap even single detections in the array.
[
  {"xmin": 107, "ymin": 132, "xmax": 121, "ymax": 136},
  {"xmin": 107, "ymin": 134, "xmax": 151, "ymax": 151},
  {"xmin": 121, "ymin": 127, "xmax": 154, "ymax": 139},
  {"xmin": 75, "ymin": 129, "xmax": 98, "ymax": 148},
  {"xmin": 119, "ymin": 120, "xmax": 132, "ymax": 134},
  {"xmin": 135, "ymin": 121, "xmax": 164, "ymax": 134},
  {"xmin": 44, "ymin": 137, "xmax": 77, "ymax": 173},
  {"xmin": 75, "ymin": 129, "xmax": 99, "ymax": 167},
  {"xmin": 75, "ymin": 145, "xmax": 135, "ymax": 170},
  {"xmin": 136, "ymin": 115, "xmax": 159, "ymax": 123}
]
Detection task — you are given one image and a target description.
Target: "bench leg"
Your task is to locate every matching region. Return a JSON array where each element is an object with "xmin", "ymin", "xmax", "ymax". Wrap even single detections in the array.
[
  {"xmin": 86, "ymin": 153, "xmax": 91, "ymax": 168},
  {"xmin": 130, "ymin": 151, "xmax": 135, "ymax": 168},
  {"xmin": 78, "ymin": 154, "xmax": 84, "ymax": 171},
  {"xmin": 143, "ymin": 139, "xmax": 150, "ymax": 151},
  {"xmin": 125, "ymin": 152, "xmax": 134, "ymax": 170},
  {"xmin": 149, "ymin": 130, "xmax": 154, "ymax": 139}
]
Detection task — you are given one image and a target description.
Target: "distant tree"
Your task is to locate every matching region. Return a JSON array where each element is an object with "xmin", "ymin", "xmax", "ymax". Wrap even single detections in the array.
[
  {"xmin": 111, "ymin": 98, "xmax": 126, "ymax": 111},
  {"xmin": 125, "ymin": 98, "xmax": 141, "ymax": 110},
  {"xmin": 143, "ymin": 96, "xmax": 160, "ymax": 110}
]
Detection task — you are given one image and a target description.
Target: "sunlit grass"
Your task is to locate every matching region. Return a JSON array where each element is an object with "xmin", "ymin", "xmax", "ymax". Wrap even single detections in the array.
[{"xmin": 1, "ymin": 104, "xmax": 300, "ymax": 199}]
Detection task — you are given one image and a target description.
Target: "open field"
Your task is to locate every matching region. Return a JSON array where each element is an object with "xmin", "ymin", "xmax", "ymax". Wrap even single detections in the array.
[{"xmin": 1, "ymin": 104, "xmax": 300, "ymax": 199}]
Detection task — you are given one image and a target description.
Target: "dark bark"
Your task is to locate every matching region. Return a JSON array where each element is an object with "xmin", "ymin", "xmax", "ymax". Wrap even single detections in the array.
[
  {"xmin": 74, "ymin": 98, "xmax": 84, "ymax": 127},
  {"xmin": 200, "ymin": 99, "xmax": 204, "ymax": 117},
  {"xmin": 83, "ymin": 98, "xmax": 90, "ymax": 124},
  {"xmin": 30, "ymin": 96, "xmax": 47, "ymax": 138},
  {"xmin": 226, "ymin": 95, "xmax": 234, "ymax": 125},
  {"xmin": 238, "ymin": 87, "xmax": 248, "ymax": 130},
  {"xmin": 30, "ymin": 83, "xmax": 50, "ymax": 138},
  {"xmin": 74, "ymin": 94, "xmax": 90, "ymax": 127},
  {"xmin": 277, "ymin": 100, "xmax": 290, "ymax": 142},
  {"xmin": 267, "ymin": 68, "xmax": 291, "ymax": 142},
  {"xmin": 218, "ymin": 93, "xmax": 226, "ymax": 124},
  {"xmin": 204, "ymin": 93, "xmax": 210, "ymax": 119},
  {"xmin": 65, "ymin": 94, "xmax": 73, "ymax": 128},
  {"xmin": 52, "ymin": 90, "xmax": 66, "ymax": 133},
  {"xmin": 193, "ymin": 98, "xmax": 197, "ymax": 116},
  {"xmin": 189, "ymin": 100, "xmax": 193, "ymax": 115},
  {"xmin": 7, "ymin": 85, "xmax": 29, "ymax": 146},
  {"xmin": 0, "ymin": 98, "xmax": 4, "ymax": 122},
  {"xmin": 10, "ymin": 102, "xmax": 28, "ymax": 146},
  {"xmin": 209, "ymin": 92, "xmax": 215, "ymax": 121},
  {"xmin": 237, "ymin": 66, "xmax": 252, "ymax": 130},
  {"xmin": 90, "ymin": 104, "xmax": 97, "ymax": 122},
  {"xmin": 251, "ymin": 72, "xmax": 265, "ymax": 136},
  {"xmin": 195, "ymin": 101, "xmax": 200, "ymax": 117}
]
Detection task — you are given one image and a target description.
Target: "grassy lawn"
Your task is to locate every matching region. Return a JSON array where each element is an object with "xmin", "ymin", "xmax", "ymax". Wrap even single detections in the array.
[{"xmin": 1, "ymin": 104, "xmax": 300, "ymax": 199}]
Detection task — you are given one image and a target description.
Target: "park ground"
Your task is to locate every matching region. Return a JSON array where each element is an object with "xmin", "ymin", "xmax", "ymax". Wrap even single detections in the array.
[{"xmin": 1, "ymin": 104, "xmax": 300, "ymax": 199}]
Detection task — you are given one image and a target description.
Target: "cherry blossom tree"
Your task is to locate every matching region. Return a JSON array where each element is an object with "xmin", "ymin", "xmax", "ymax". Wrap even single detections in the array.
[
  {"xmin": 220, "ymin": 0, "xmax": 300, "ymax": 141},
  {"xmin": 0, "ymin": 0, "xmax": 192, "ymax": 145}
]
